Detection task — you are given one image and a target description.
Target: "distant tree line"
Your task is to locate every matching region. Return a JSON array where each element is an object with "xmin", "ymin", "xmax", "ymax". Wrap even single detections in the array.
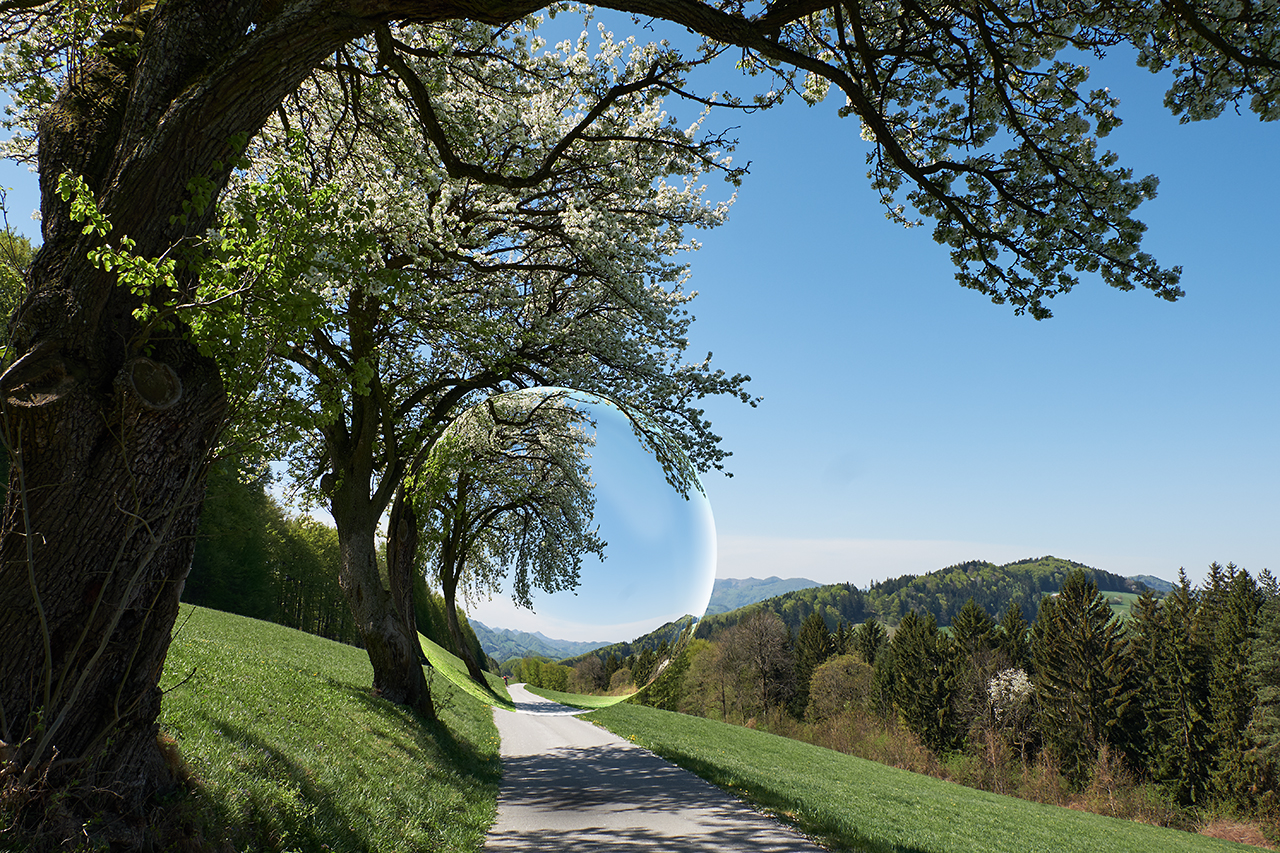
[
  {"xmin": 693, "ymin": 557, "xmax": 1150, "ymax": 638},
  {"xmin": 625, "ymin": 566, "xmax": 1280, "ymax": 837}
]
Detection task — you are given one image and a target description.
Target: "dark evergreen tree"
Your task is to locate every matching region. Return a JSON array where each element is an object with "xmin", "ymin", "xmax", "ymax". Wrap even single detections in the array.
[
  {"xmin": 793, "ymin": 611, "xmax": 836, "ymax": 716},
  {"xmin": 1207, "ymin": 565, "xmax": 1262, "ymax": 800},
  {"xmin": 1129, "ymin": 576, "xmax": 1213, "ymax": 804},
  {"xmin": 951, "ymin": 598, "xmax": 997, "ymax": 661},
  {"xmin": 1249, "ymin": 594, "xmax": 1280, "ymax": 801},
  {"xmin": 950, "ymin": 598, "xmax": 1000, "ymax": 737},
  {"xmin": 890, "ymin": 610, "xmax": 961, "ymax": 753},
  {"xmin": 632, "ymin": 648, "xmax": 659, "ymax": 686},
  {"xmin": 1030, "ymin": 570, "xmax": 1137, "ymax": 785},
  {"xmin": 857, "ymin": 618, "xmax": 887, "ymax": 667},
  {"xmin": 834, "ymin": 620, "xmax": 851, "ymax": 656},
  {"xmin": 997, "ymin": 602, "xmax": 1032, "ymax": 673}
]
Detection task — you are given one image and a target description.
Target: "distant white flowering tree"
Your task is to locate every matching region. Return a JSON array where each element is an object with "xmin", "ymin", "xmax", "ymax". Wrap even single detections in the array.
[{"xmin": 988, "ymin": 666, "xmax": 1036, "ymax": 758}]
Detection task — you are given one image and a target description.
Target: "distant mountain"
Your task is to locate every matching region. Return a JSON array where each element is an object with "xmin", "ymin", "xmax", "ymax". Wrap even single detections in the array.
[
  {"xmin": 1128, "ymin": 574, "xmax": 1175, "ymax": 593},
  {"xmin": 705, "ymin": 576, "xmax": 822, "ymax": 615},
  {"xmin": 469, "ymin": 620, "xmax": 611, "ymax": 663}
]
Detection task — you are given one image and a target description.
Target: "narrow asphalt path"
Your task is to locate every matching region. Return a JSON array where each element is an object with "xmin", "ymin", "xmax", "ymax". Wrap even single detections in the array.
[{"xmin": 484, "ymin": 684, "xmax": 828, "ymax": 852}]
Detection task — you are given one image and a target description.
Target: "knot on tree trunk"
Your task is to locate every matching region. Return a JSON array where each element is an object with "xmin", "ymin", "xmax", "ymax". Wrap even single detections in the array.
[{"xmin": 120, "ymin": 357, "xmax": 182, "ymax": 410}]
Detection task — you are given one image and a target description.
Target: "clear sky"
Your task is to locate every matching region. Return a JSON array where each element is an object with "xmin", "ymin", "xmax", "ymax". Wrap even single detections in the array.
[{"xmin": 3, "ymin": 26, "xmax": 1276, "ymax": 641}]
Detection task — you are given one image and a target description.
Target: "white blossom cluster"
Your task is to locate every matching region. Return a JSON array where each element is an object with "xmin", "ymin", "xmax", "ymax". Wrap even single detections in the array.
[
  {"xmin": 213, "ymin": 10, "xmax": 752, "ymax": 502},
  {"xmin": 422, "ymin": 389, "xmax": 604, "ymax": 609},
  {"xmin": 987, "ymin": 667, "xmax": 1034, "ymax": 724}
]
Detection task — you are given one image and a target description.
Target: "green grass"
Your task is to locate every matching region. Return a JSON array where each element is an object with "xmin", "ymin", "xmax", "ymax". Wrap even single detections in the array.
[
  {"xmin": 160, "ymin": 605, "xmax": 501, "ymax": 852},
  {"xmin": 522, "ymin": 685, "xmax": 634, "ymax": 709},
  {"xmin": 585, "ymin": 702, "xmax": 1257, "ymax": 853},
  {"xmin": 418, "ymin": 631, "xmax": 514, "ymax": 709},
  {"xmin": 1107, "ymin": 590, "xmax": 1145, "ymax": 620}
]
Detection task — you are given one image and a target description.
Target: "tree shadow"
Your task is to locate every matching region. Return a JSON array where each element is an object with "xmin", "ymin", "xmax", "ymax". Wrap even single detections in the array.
[{"xmin": 489, "ymin": 739, "xmax": 849, "ymax": 852}]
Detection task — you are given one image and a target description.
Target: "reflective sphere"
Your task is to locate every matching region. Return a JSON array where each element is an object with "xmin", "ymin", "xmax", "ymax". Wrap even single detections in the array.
[{"xmin": 466, "ymin": 390, "xmax": 717, "ymax": 644}]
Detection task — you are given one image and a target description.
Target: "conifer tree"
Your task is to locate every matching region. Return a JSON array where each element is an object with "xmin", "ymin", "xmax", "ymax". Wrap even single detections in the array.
[
  {"xmin": 1031, "ymin": 570, "xmax": 1137, "ymax": 785},
  {"xmin": 1129, "ymin": 575, "xmax": 1214, "ymax": 804},
  {"xmin": 1207, "ymin": 565, "xmax": 1262, "ymax": 801},
  {"xmin": 857, "ymin": 618, "xmax": 887, "ymax": 667},
  {"xmin": 1249, "ymin": 595, "xmax": 1280, "ymax": 798},
  {"xmin": 891, "ymin": 610, "xmax": 961, "ymax": 753},
  {"xmin": 998, "ymin": 602, "xmax": 1032, "ymax": 673},
  {"xmin": 793, "ymin": 611, "xmax": 835, "ymax": 716}
]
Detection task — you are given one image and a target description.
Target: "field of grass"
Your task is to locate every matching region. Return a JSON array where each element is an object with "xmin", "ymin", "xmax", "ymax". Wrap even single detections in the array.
[
  {"xmin": 523, "ymin": 685, "xmax": 634, "ymax": 709},
  {"xmin": 585, "ymin": 702, "xmax": 1257, "ymax": 853},
  {"xmin": 160, "ymin": 605, "xmax": 501, "ymax": 852},
  {"xmin": 1106, "ymin": 590, "xmax": 1145, "ymax": 620}
]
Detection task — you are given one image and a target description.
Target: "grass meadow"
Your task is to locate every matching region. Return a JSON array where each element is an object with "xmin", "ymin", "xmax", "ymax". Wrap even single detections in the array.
[
  {"xmin": 585, "ymin": 700, "xmax": 1261, "ymax": 853},
  {"xmin": 159, "ymin": 605, "xmax": 502, "ymax": 852},
  {"xmin": 156, "ymin": 608, "xmax": 1262, "ymax": 852}
]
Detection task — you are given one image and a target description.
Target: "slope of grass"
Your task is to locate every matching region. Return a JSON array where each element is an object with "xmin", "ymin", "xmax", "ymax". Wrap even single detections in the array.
[
  {"xmin": 418, "ymin": 631, "xmax": 514, "ymax": 709},
  {"xmin": 586, "ymin": 702, "xmax": 1257, "ymax": 853},
  {"xmin": 160, "ymin": 605, "xmax": 501, "ymax": 852},
  {"xmin": 523, "ymin": 684, "xmax": 634, "ymax": 709}
]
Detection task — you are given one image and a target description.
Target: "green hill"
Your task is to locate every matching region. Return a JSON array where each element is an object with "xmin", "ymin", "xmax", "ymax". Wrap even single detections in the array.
[
  {"xmin": 159, "ymin": 604, "xmax": 1257, "ymax": 852},
  {"xmin": 559, "ymin": 615, "xmax": 698, "ymax": 668},
  {"xmin": 694, "ymin": 556, "xmax": 1156, "ymax": 637},
  {"xmin": 705, "ymin": 576, "xmax": 822, "ymax": 615}
]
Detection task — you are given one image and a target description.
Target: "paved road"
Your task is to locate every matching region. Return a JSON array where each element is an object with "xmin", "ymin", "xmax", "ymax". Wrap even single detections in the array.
[{"xmin": 485, "ymin": 684, "xmax": 828, "ymax": 852}]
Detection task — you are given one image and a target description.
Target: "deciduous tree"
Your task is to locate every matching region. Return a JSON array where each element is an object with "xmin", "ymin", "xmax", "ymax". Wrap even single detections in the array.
[
  {"xmin": 2, "ymin": 0, "xmax": 1276, "ymax": 844},
  {"xmin": 420, "ymin": 390, "xmax": 603, "ymax": 681}
]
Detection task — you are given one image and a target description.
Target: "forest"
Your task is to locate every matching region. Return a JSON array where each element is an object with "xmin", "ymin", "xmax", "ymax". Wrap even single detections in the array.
[
  {"xmin": 519, "ymin": 566, "xmax": 1280, "ymax": 840},
  {"xmin": 182, "ymin": 461, "xmax": 489, "ymax": 670}
]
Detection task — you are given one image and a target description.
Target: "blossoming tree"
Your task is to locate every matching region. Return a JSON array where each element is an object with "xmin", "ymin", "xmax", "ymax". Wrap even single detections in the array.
[
  {"xmin": 211, "ymin": 16, "xmax": 750, "ymax": 718},
  {"xmin": 0, "ymin": 0, "xmax": 1275, "ymax": 845}
]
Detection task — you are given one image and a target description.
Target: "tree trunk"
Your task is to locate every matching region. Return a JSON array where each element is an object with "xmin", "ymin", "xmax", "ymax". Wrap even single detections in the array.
[
  {"xmin": 332, "ymin": 508, "xmax": 436, "ymax": 720},
  {"xmin": 326, "ymin": 372, "xmax": 435, "ymax": 722},
  {"xmin": 0, "ymin": 5, "xmax": 373, "ymax": 846},
  {"xmin": 441, "ymin": 570, "xmax": 489, "ymax": 683},
  {"xmin": 387, "ymin": 483, "xmax": 426, "ymax": 664}
]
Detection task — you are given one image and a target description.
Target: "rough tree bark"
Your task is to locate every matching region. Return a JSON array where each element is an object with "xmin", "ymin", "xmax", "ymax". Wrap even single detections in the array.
[
  {"xmin": 387, "ymin": 481, "xmax": 426, "ymax": 664},
  {"xmin": 311, "ymin": 290, "xmax": 438, "ymax": 720},
  {"xmin": 0, "ymin": 3, "xmax": 380, "ymax": 845}
]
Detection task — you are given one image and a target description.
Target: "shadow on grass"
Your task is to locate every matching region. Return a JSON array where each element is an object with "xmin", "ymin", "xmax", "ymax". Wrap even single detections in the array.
[
  {"xmin": 340, "ymin": 682, "xmax": 501, "ymax": 787},
  {"xmin": 177, "ymin": 682, "xmax": 498, "ymax": 852}
]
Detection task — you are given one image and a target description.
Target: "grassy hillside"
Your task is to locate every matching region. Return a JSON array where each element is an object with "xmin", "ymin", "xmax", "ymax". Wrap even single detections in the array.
[
  {"xmin": 159, "ymin": 605, "xmax": 502, "ymax": 852},
  {"xmin": 158, "ymin": 606, "xmax": 1257, "ymax": 853},
  {"xmin": 585, "ymin": 701, "xmax": 1257, "ymax": 853}
]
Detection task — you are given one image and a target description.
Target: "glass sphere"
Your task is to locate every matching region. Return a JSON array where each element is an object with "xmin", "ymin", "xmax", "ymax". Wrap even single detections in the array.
[{"xmin": 465, "ymin": 389, "xmax": 717, "ymax": 645}]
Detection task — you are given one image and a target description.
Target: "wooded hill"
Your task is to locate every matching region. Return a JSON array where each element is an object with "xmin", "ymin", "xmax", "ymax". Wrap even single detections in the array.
[
  {"xmin": 558, "ymin": 615, "xmax": 698, "ymax": 669},
  {"xmin": 694, "ymin": 556, "xmax": 1156, "ymax": 638},
  {"xmin": 705, "ymin": 576, "xmax": 822, "ymax": 615}
]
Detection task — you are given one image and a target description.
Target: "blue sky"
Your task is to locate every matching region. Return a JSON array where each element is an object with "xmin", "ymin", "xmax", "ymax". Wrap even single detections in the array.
[
  {"xmin": 3, "ymin": 30, "xmax": 1275, "ymax": 641},
  {"xmin": 671, "ymin": 43, "xmax": 1278, "ymax": 593}
]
